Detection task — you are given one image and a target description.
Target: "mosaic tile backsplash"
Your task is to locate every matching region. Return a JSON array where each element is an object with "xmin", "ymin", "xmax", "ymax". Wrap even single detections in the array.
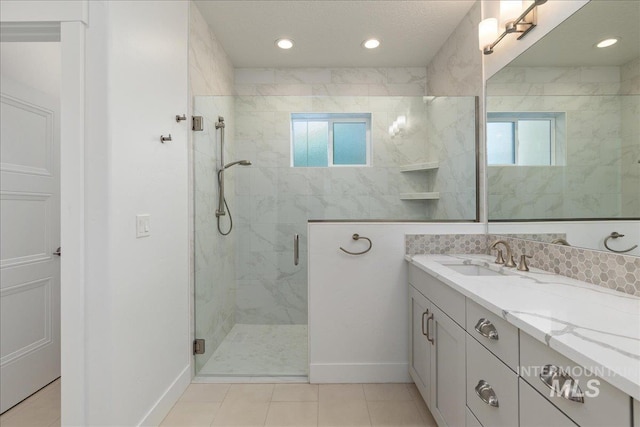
[
  {"xmin": 405, "ymin": 234, "xmax": 487, "ymax": 255},
  {"xmin": 405, "ymin": 233, "xmax": 640, "ymax": 297},
  {"xmin": 488, "ymin": 234, "xmax": 640, "ymax": 297}
]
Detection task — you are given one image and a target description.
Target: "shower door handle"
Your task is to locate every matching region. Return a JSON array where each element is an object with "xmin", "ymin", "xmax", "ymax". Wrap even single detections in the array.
[{"xmin": 294, "ymin": 234, "xmax": 299, "ymax": 266}]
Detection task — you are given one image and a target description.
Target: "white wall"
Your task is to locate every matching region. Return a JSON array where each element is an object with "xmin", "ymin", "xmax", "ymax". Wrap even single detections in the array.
[
  {"xmin": 308, "ymin": 222, "xmax": 484, "ymax": 383},
  {"xmin": 84, "ymin": 1, "xmax": 190, "ymax": 424}
]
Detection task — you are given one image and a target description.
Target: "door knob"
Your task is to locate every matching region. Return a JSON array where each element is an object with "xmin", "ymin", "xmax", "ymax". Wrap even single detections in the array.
[{"xmin": 53, "ymin": 247, "xmax": 61, "ymax": 256}]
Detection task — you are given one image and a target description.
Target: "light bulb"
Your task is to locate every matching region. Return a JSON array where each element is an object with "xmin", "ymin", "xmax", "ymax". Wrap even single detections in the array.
[
  {"xmin": 500, "ymin": 0, "xmax": 523, "ymax": 26},
  {"xmin": 363, "ymin": 39, "xmax": 380, "ymax": 49},
  {"xmin": 478, "ymin": 18, "xmax": 498, "ymax": 51},
  {"xmin": 275, "ymin": 38, "xmax": 294, "ymax": 49},
  {"xmin": 596, "ymin": 38, "xmax": 618, "ymax": 48}
]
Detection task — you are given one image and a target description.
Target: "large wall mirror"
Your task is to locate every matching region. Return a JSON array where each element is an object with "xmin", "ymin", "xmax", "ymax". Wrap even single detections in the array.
[{"xmin": 486, "ymin": 0, "xmax": 639, "ymax": 256}]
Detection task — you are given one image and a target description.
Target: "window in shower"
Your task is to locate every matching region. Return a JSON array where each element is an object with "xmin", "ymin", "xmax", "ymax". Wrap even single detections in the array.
[{"xmin": 291, "ymin": 113, "xmax": 371, "ymax": 167}]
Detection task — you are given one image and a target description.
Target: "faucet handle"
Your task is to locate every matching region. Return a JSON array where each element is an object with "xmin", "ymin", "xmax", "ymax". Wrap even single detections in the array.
[
  {"xmin": 517, "ymin": 254, "xmax": 532, "ymax": 271},
  {"xmin": 493, "ymin": 249, "xmax": 505, "ymax": 265}
]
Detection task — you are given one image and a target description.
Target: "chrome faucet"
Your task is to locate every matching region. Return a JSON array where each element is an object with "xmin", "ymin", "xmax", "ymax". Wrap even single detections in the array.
[{"xmin": 490, "ymin": 240, "xmax": 516, "ymax": 267}]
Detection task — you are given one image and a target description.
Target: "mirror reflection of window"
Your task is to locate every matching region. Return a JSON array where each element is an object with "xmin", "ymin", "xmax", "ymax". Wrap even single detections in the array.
[{"xmin": 487, "ymin": 112, "xmax": 564, "ymax": 166}]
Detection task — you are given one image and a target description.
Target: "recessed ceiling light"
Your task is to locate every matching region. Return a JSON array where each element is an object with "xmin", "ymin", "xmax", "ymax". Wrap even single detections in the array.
[
  {"xmin": 276, "ymin": 38, "xmax": 294, "ymax": 49},
  {"xmin": 362, "ymin": 39, "xmax": 381, "ymax": 49},
  {"xmin": 596, "ymin": 38, "xmax": 618, "ymax": 48}
]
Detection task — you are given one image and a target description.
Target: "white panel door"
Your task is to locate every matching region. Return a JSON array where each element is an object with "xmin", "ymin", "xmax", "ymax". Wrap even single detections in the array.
[{"xmin": 0, "ymin": 77, "xmax": 60, "ymax": 413}]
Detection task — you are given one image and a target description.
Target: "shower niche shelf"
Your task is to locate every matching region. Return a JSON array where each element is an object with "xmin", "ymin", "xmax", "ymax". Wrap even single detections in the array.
[
  {"xmin": 399, "ymin": 161, "xmax": 439, "ymax": 201},
  {"xmin": 400, "ymin": 192, "xmax": 440, "ymax": 200},
  {"xmin": 399, "ymin": 161, "xmax": 439, "ymax": 172}
]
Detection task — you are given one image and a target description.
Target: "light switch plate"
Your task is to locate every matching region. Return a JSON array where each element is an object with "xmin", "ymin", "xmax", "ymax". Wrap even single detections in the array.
[{"xmin": 136, "ymin": 214, "xmax": 151, "ymax": 238}]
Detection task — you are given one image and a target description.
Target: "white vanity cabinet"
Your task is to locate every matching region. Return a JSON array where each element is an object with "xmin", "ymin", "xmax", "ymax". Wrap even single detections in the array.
[
  {"xmin": 519, "ymin": 378, "xmax": 578, "ymax": 427},
  {"xmin": 520, "ymin": 332, "xmax": 632, "ymax": 427},
  {"xmin": 407, "ymin": 258, "xmax": 636, "ymax": 427},
  {"xmin": 409, "ymin": 265, "xmax": 466, "ymax": 427},
  {"xmin": 466, "ymin": 334, "xmax": 518, "ymax": 427},
  {"xmin": 409, "ymin": 286, "xmax": 432, "ymax": 405}
]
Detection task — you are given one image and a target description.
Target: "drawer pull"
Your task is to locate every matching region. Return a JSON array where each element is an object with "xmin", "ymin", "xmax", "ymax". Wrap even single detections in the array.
[
  {"xmin": 539, "ymin": 364, "xmax": 585, "ymax": 403},
  {"xmin": 426, "ymin": 312, "xmax": 434, "ymax": 345},
  {"xmin": 421, "ymin": 310, "xmax": 428, "ymax": 337},
  {"xmin": 475, "ymin": 318, "xmax": 499, "ymax": 340},
  {"xmin": 475, "ymin": 380, "xmax": 499, "ymax": 407}
]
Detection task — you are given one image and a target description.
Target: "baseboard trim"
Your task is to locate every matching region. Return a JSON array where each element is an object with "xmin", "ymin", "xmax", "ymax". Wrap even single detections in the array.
[
  {"xmin": 309, "ymin": 363, "xmax": 410, "ymax": 383},
  {"xmin": 137, "ymin": 364, "xmax": 190, "ymax": 426}
]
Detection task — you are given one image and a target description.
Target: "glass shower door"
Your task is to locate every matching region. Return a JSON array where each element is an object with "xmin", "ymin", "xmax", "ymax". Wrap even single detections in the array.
[{"xmin": 193, "ymin": 95, "xmax": 309, "ymax": 378}]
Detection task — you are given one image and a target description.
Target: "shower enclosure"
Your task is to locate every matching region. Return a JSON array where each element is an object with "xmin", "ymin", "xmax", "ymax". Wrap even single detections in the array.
[{"xmin": 193, "ymin": 95, "xmax": 478, "ymax": 379}]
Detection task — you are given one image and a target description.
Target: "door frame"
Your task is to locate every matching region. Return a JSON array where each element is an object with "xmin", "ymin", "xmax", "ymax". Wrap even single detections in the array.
[{"xmin": 1, "ymin": 2, "xmax": 88, "ymax": 424}]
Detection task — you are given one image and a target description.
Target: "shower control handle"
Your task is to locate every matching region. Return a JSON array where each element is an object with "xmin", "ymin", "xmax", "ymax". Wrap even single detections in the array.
[{"xmin": 294, "ymin": 234, "xmax": 300, "ymax": 266}]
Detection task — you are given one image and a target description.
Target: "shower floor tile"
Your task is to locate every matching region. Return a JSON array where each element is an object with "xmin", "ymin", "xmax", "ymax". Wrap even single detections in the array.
[{"xmin": 199, "ymin": 324, "xmax": 307, "ymax": 377}]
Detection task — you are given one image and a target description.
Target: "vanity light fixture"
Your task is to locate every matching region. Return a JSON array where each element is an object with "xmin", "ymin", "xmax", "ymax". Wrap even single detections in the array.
[
  {"xmin": 363, "ymin": 38, "xmax": 380, "ymax": 49},
  {"xmin": 479, "ymin": 0, "xmax": 547, "ymax": 55},
  {"xmin": 276, "ymin": 38, "xmax": 294, "ymax": 49},
  {"xmin": 596, "ymin": 38, "xmax": 618, "ymax": 48}
]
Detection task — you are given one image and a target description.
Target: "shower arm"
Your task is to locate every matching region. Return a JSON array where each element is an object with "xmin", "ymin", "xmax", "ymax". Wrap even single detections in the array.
[{"xmin": 215, "ymin": 116, "xmax": 226, "ymax": 217}]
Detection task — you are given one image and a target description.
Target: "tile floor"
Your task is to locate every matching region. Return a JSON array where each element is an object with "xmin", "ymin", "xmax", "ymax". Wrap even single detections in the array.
[
  {"xmin": 198, "ymin": 325, "xmax": 308, "ymax": 377},
  {"xmin": 0, "ymin": 378, "xmax": 60, "ymax": 427},
  {"xmin": 161, "ymin": 383, "xmax": 437, "ymax": 427},
  {"xmin": 0, "ymin": 380, "xmax": 435, "ymax": 427}
]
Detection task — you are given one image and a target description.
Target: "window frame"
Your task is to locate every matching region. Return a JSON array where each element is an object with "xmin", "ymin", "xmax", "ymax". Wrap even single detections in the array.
[
  {"xmin": 487, "ymin": 115, "xmax": 557, "ymax": 166},
  {"xmin": 290, "ymin": 113, "xmax": 372, "ymax": 167}
]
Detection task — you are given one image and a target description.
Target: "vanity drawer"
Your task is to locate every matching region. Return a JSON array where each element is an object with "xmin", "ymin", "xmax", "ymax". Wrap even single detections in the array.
[
  {"xmin": 466, "ymin": 334, "xmax": 518, "ymax": 427},
  {"xmin": 520, "ymin": 378, "xmax": 578, "ymax": 427},
  {"xmin": 465, "ymin": 299, "xmax": 519, "ymax": 371},
  {"xmin": 520, "ymin": 332, "xmax": 631, "ymax": 427},
  {"xmin": 408, "ymin": 264, "xmax": 465, "ymax": 326},
  {"xmin": 466, "ymin": 406, "xmax": 482, "ymax": 427}
]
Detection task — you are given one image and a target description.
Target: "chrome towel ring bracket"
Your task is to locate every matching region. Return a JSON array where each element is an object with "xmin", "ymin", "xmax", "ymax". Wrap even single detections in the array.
[
  {"xmin": 339, "ymin": 234, "xmax": 372, "ymax": 256},
  {"xmin": 604, "ymin": 232, "xmax": 638, "ymax": 254}
]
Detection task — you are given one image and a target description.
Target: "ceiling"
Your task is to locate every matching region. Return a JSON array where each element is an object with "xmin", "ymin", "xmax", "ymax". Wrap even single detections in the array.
[
  {"xmin": 510, "ymin": 0, "xmax": 640, "ymax": 67},
  {"xmin": 194, "ymin": 1, "xmax": 475, "ymax": 68}
]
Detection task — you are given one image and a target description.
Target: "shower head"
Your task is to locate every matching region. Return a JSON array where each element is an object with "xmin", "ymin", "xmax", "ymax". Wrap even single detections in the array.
[{"xmin": 223, "ymin": 160, "xmax": 252, "ymax": 169}]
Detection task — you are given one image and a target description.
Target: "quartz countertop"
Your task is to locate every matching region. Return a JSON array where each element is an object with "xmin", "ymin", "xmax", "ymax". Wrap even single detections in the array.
[{"xmin": 406, "ymin": 253, "xmax": 640, "ymax": 401}]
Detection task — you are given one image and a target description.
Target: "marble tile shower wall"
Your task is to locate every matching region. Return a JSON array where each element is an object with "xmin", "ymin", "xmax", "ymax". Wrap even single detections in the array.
[
  {"xmin": 425, "ymin": 97, "xmax": 477, "ymax": 220},
  {"xmin": 620, "ymin": 58, "xmax": 640, "ymax": 217},
  {"xmin": 425, "ymin": 1, "xmax": 482, "ymax": 98},
  {"xmin": 234, "ymin": 67, "xmax": 427, "ymax": 97},
  {"xmin": 487, "ymin": 65, "xmax": 640, "ymax": 219},
  {"xmin": 405, "ymin": 234, "xmax": 640, "ymax": 297},
  {"xmin": 233, "ymin": 95, "xmax": 433, "ymax": 324},
  {"xmin": 189, "ymin": 3, "xmax": 235, "ymax": 96}
]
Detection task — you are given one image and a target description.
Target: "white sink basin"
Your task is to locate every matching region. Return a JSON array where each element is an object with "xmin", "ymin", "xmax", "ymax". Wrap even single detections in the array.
[{"xmin": 443, "ymin": 264, "xmax": 510, "ymax": 277}]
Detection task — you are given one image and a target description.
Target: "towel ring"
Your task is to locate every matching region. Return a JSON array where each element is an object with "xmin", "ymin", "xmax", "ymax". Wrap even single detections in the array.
[
  {"xmin": 604, "ymin": 232, "xmax": 638, "ymax": 254},
  {"xmin": 339, "ymin": 234, "xmax": 372, "ymax": 256}
]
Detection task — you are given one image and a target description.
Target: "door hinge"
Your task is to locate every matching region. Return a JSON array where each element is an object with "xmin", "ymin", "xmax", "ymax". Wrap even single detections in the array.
[
  {"xmin": 192, "ymin": 116, "xmax": 204, "ymax": 131},
  {"xmin": 193, "ymin": 339, "xmax": 205, "ymax": 355}
]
